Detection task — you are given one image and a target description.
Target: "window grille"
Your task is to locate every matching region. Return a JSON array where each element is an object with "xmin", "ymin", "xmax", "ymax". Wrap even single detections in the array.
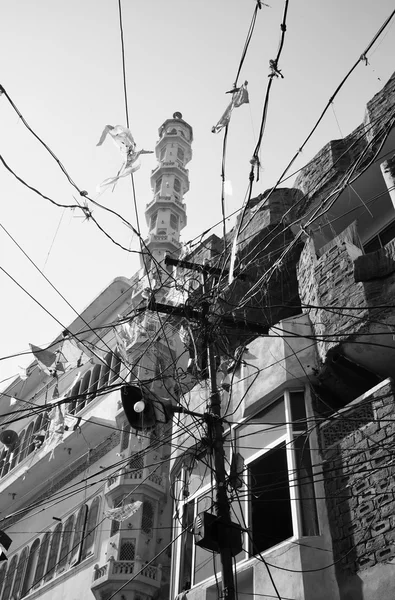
[
  {"xmin": 120, "ymin": 421, "xmax": 131, "ymax": 453},
  {"xmin": 177, "ymin": 147, "xmax": 184, "ymax": 162},
  {"xmin": 57, "ymin": 514, "xmax": 74, "ymax": 573},
  {"xmin": 69, "ymin": 505, "xmax": 88, "ymax": 566},
  {"xmin": 21, "ymin": 539, "xmax": 40, "ymax": 597},
  {"xmin": 33, "ymin": 532, "xmax": 50, "ymax": 588},
  {"xmin": 0, "ymin": 562, "xmax": 7, "ymax": 598},
  {"xmin": 81, "ymin": 497, "xmax": 100, "ymax": 559},
  {"xmin": 174, "ymin": 178, "xmax": 181, "ymax": 193},
  {"xmin": 120, "ymin": 539, "xmax": 136, "ymax": 561},
  {"xmin": 2, "ymin": 554, "xmax": 18, "ymax": 600},
  {"xmin": 44, "ymin": 523, "xmax": 63, "ymax": 582},
  {"xmin": 141, "ymin": 501, "xmax": 154, "ymax": 535},
  {"xmin": 11, "ymin": 546, "xmax": 28, "ymax": 599}
]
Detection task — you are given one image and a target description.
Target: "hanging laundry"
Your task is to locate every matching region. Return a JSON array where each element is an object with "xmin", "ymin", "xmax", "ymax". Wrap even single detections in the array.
[
  {"xmin": 29, "ymin": 344, "xmax": 64, "ymax": 377},
  {"xmin": 44, "ymin": 404, "xmax": 65, "ymax": 460},
  {"xmin": 57, "ymin": 337, "xmax": 90, "ymax": 371},
  {"xmin": 103, "ymin": 501, "xmax": 142, "ymax": 522},
  {"xmin": 97, "ymin": 124, "xmax": 153, "ymax": 189},
  {"xmin": 212, "ymin": 82, "xmax": 249, "ymax": 134}
]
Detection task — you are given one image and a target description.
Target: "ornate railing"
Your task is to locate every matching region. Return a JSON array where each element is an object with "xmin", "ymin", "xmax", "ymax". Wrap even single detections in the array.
[{"xmin": 93, "ymin": 558, "xmax": 162, "ymax": 584}]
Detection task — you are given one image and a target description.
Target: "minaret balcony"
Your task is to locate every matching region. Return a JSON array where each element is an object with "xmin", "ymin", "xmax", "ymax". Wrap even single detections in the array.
[
  {"xmin": 91, "ymin": 557, "xmax": 162, "ymax": 600},
  {"xmin": 105, "ymin": 465, "xmax": 166, "ymax": 502},
  {"xmin": 150, "ymin": 162, "xmax": 189, "ymax": 180}
]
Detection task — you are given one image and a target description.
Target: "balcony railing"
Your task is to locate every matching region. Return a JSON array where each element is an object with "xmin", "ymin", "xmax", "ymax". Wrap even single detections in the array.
[
  {"xmin": 106, "ymin": 467, "xmax": 165, "ymax": 496},
  {"xmin": 92, "ymin": 557, "xmax": 162, "ymax": 588}
]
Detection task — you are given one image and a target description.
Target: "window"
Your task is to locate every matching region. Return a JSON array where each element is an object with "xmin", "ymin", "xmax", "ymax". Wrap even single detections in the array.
[
  {"xmin": 10, "ymin": 430, "xmax": 24, "ymax": 470},
  {"xmin": 2, "ymin": 554, "xmax": 17, "ymax": 600},
  {"xmin": 142, "ymin": 501, "xmax": 154, "ymax": 535},
  {"xmin": 171, "ymin": 391, "xmax": 318, "ymax": 596},
  {"xmin": 364, "ymin": 219, "xmax": 395, "ymax": 253},
  {"xmin": 109, "ymin": 351, "xmax": 121, "ymax": 384},
  {"xmin": 68, "ymin": 380, "xmax": 81, "ymax": 415},
  {"xmin": 57, "ymin": 514, "xmax": 74, "ymax": 573},
  {"xmin": 155, "ymin": 177, "xmax": 162, "ymax": 193},
  {"xmin": 177, "ymin": 147, "xmax": 185, "ymax": 163},
  {"xmin": 81, "ymin": 497, "xmax": 100, "ymax": 559},
  {"xmin": 69, "ymin": 505, "xmax": 88, "ymax": 566},
  {"xmin": 170, "ymin": 213, "xmax": 179, "ymax": 230},
  {"xmin": 21, "ymin": 539, "xmax": 40, "ymax": 597},
  {"xmin": 150, "ymin": 212, "xmax": 158, "ymax": 230},
  {"xmin": 120, "ymin": 539, "xmax": 136, "ymax": 561},
  {"xmin": 89, "ymin": 364, "xmax": 101, "ymax": 398},
  {"xmin": 44, "ymin": 523, "xmax": 63, "ymax": 582},
  {"xmin": 0, "ymin": 562, "xmax": 7, "ymax": 598},
  {"xmin": 120, "ymin": 420, "xmax": 131, "ymax": 453},
  {"xmin": 160, "ymin": 146, "xmax": 166, "ymax": 161},
  {"xmin": 12, "ymin": 547, "xmax": 29, "ymax": 599},
  {"xmin": 174, "ymin": 178, "xmax": 181, "ymax": 193},
  {"xmin": 33, "ymin": 532, "xmax": 50, "ymax": 588}
]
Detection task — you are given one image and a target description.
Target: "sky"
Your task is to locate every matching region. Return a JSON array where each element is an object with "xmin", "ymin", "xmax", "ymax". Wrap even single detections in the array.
[{"xmin": 0, "ymin": 0, "xmax": 394, "ymax": 387}]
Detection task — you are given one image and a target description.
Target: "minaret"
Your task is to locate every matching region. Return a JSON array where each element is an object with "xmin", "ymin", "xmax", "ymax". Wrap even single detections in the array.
[{"xmin": 144, "ymin": 112, "xmax": 193, "ymax": 273}]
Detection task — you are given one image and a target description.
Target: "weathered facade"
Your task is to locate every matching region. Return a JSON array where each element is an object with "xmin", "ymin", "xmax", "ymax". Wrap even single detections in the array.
[{"xmin": 1, "ymin": 72, "xmax": 395, "ymax": 600}]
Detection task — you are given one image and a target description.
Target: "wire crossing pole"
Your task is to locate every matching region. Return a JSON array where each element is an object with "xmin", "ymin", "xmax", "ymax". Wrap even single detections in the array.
[{"xmin": 159, "ymin": 256, "xmax": 237, "ymax": 600}]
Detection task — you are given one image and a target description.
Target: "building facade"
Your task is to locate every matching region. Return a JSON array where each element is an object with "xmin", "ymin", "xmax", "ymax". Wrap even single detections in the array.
[{"xmin": 1, "ymin": 71, "xmax": 395, "ymax": 600}]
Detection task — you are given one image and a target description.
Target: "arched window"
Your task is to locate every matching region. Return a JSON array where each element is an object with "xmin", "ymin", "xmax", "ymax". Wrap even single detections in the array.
[
  {"xmin": 68, "ymin": 380, "xmax": 81, "ymax": 415},
  {"xmin": 1, "ymin": 448, "xmax": 11, "ymax": 477},
  {"xmin": 0, "ymin": 562, "xmax": 8, "ymax": 598},
  {"xmin": 159, "ymin": 146, "xmax": 166, "ymax": 161},
  {"xmin": 88, "ymin": 364, "xmax": 101, "ymax": 400},
  {"xmin": 120, "ymin": 539, "xmax": 135, "ymax": 561},
  {"xmin": 169, "ymin": 128, "xmax": 177, "ymax": 135},
  {"xmin": 177, "ymin": 147, "xmax": 184, "ymax": 162},
  {"xmin": 76, "ymin": 371, "xmax": 91, "ymax": 412},
  {"xmin": 170, "ymin": 214, "xmax": 179, "ymax": 230},
  {"xmin": 141, "ymin": 501, "xmax": 154, "ymax": 535},
  {"xmin": 174, "ymin": 178, "xmax": 181, "ymax": 193},
  {"xmin": 12, "ymin": 546, "xmax": 29, "ymax": 599},
  {"xmin": 33, "ymin": 532, "xmax": 50, "ymax": 589},
  {"xmin": 155, "ymin": 177, "xmax": 162, "ymax": 193},
  {"xmin": 129, "ymin": 453, "xmax": 144, "ymax": 475},
  {"xmin": 44, "ymin": 523, "xmax": 62, "ymax": 582},
  {"xmin": 109, "ymin": 352, "xmax": 121, "ymax": 385},
  {"xmin": 120, "ymin": 420, "xmax": 131, "ymax": 453},
  {"xmin": 21, "ymin": 539, "xmax": 39, "ymax": 597},
  {"xmin": 20, "ymin": 422, "xmax": 34, "ymax": 463},
  {"xmin": 2, "ymin": 554, "xmax": 18, "ymax": 600},
  {"xmin": 57, "ymin": 514, "xmax": 74, "ymax": 573},
  {"xmin": 0, "ymin": 449, "xmax": 6, "ymax": 477},
  {"xmin": 81, "ymin": 497, "xmax": 100, "ymax": 560},
  {"xmin": 10, "ymin": 430, "xmax": 25, "ymax": 470},
  {"xmin": 99, "ymin": 354, "xmax": 112, "ymax": 391},
  {"xmin": 69, "ymin": 505, "xmax": 88, "ymax": 567},
  {"xmin": 150, "ymin": 212, "xmax": 158, "ymax": 230}
]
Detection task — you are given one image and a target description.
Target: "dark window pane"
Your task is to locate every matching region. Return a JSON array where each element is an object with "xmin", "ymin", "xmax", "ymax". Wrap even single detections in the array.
[
  {"xmin": 44, "ymin": 523, "xmax": 62, "ymax": 582},
  {"xmin": 380, "ymin": 220, "xmax": 395, "ymax": 246},
  {"xmin": 81, "ymin": 497, "xmax": 100, "ymax": 559},
  {"xmin": 363, "ymin": 236, "xmax": 381, "ymax": 253},
  {"xmin": 57, "ymin": 514, "xmax": 74, "ymax": 573},
  {"xmin": 289, "ymin": 391, "xmax": 307, "ymax": 429},
  {"xmin": 249, "ymin": 444, "xmax": 293, "ymax": 554},
  {"xmin": 294, "ymin": 436, "xmax": 319, "ymax": 536}
]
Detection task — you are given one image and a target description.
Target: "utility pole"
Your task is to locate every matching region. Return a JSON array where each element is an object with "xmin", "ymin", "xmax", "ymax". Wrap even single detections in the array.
[{"xmin": 154, "ymin": 255, "xmax": 244, "ymax": 600}]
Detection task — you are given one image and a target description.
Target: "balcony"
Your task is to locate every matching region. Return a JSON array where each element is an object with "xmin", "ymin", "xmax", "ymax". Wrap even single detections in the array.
[
  {"xmin": 105, "ymin": 464, "xmax": 166, "ymax": 502},
  {"xmin": 0, "ymin": 411, "xmax": 117, "ymax": 519},
  {"xmin": 91, "ymin": 557, "xmax": 162, "ymax": 600}
]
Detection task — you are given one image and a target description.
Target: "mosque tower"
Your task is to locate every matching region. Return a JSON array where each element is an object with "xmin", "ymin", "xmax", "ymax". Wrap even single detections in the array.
[{"xmin": 143, "ymin": 112, "xmax": 193, "ymax": 272}]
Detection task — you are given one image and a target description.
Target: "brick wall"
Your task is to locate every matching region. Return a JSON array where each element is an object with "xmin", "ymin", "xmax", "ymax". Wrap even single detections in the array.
[
  {"xmin": 320, "ymin": 379, "xmax": 395, "ymax": 572},
  {"xmin": 298, "ymin": 229, "xmax": 368, "ymax": 363}
]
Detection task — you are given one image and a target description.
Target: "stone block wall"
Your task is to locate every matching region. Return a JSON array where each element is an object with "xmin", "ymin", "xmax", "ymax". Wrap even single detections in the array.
[
  {"xmin": 320, "ymin": 380, "xmax": 395, "ymax": 573},
  {"xmin": 298, "ymin": 233, "xmax": 368, "ymax": 363}
]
